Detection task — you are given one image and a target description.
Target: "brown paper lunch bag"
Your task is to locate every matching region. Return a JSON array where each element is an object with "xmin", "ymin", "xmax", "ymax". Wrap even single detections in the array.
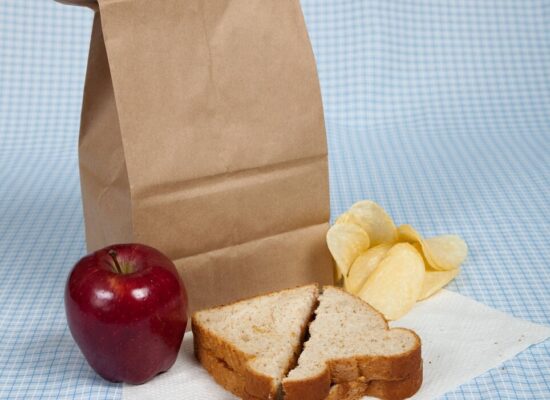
[{"xmin": 57, "ymin": 0, "xmax": 333, "ymax": 312}]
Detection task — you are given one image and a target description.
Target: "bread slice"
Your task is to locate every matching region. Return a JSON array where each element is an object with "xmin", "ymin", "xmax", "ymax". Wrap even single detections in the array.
[
  {"xmin": 198, "ymin": 344, "xmax": 422, "ymax": 400},
  {"xmin": 192, "ymin": 284, "xmax": 320, "ymax": 399},
  {"xmin": 283, "ymin": 286, "xmax": 422, "ymax": 400}
]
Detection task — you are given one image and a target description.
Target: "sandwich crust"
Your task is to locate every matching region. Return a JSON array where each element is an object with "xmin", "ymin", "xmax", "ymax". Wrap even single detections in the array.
[
  {"xmin": 326, "ymin": 364, "xmax": 423, "ymax": 400},
  {"xmin": 197, "ymin": 345, "xmax": 422, "ymax": 400},
  {"xmin": 283, "ymin": 346, "xmax": 421, "ymax": 400}
]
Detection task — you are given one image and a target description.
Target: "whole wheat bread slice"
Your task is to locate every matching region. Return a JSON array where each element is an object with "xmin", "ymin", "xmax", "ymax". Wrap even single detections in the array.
[
  {"xmin": 283, "ymin": 286, "xmax": 422, "ymax": 400},
  {"xmin": 192, "ymin": 284, "xmax": 320, "ymax": 400},
  {"xmin": 198, "ymin": 344, "xmax": 422, "ymax": 400}
]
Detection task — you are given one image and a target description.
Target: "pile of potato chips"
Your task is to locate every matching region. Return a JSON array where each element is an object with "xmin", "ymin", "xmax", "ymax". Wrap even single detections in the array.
[{"xmin": 327, "ymin": 201, "xmax": 467, "ymax": 320}]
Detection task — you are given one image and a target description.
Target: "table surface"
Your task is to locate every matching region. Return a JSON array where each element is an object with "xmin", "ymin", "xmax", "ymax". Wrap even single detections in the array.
[{"xmin": 1, "ymin": 0, "xmax": 549, "ymax": 399}]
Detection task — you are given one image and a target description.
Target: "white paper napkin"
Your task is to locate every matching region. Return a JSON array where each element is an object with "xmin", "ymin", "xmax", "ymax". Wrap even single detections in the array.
[{"xmin": 123, "ymin": 290, "xmax": 550, "ymax": 400}]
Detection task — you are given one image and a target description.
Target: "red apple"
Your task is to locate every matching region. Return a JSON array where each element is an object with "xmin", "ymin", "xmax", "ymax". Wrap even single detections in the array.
[{"xmin": 65, "ymin": 243, "xmax": 188, "ymax": 384}]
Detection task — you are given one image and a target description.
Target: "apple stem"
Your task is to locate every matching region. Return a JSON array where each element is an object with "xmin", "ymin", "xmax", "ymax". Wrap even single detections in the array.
[{"xmin": 108, "ymin": 249, "xmax": 123, "ymax": 274}]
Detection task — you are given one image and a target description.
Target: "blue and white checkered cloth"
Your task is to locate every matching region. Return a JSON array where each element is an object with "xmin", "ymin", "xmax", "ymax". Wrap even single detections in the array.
[{"xmin": 1, "ymin": 0, "xmax": 549, "ymax": 398}]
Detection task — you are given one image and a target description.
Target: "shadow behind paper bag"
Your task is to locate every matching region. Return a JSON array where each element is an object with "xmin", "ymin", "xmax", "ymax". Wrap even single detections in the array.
[{"xmin": 61, "ymin": 0, "xmax": 333, "ymax": 312}]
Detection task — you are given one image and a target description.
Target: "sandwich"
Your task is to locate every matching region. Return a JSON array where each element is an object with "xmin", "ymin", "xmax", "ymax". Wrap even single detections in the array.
[{"xmin": 192, "ymin": 284, "xmax": 422, "ymax": 400}]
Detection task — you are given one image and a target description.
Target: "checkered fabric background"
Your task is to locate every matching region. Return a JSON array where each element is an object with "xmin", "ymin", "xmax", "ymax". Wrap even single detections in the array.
[{"xmin": 1, "ymin": 0, "xmax": 549, "ymax": 398}]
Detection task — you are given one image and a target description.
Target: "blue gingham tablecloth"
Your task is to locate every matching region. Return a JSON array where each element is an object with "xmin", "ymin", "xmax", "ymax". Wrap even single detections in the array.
[{"xmin": 1, "ymin": 0, "xmax": 549, "ymax": 399}]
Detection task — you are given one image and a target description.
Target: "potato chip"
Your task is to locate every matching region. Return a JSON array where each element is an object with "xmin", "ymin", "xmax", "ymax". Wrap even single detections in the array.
[
  {"xmin": 329, "ymin": 201, "xmax": 467, "ymax": 320},
  {"xmin": 397, "ymin": 223, "xmax": 423, "ymax": 244},
  {"xmin": 326, "ymin": 222, "xmax": 370, "ymax": 277},
  {"xmin": 424, "ymin": 235, "xmax": 468, "ymax": 270},
  {"xmin": 419, "ymin": 268, "xmax": 460, "ymax": 300},
  {"xmin": 358, "ymin": 243, "xmax": 425, "ymax": 320},
  {"xmin": 345, "ymin": 201, "xmax": 398, "ymax": 246},
  {"xmin": 335, "ymin": 211, "xmax": 360, "ymax": 226},
  {"xmin": 346, "ymin": 243, "xmax": 392, "ymax": 294},
  {"xmin": 397, "ymin": 224, "xmax": 467, "ymax": 271}
]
